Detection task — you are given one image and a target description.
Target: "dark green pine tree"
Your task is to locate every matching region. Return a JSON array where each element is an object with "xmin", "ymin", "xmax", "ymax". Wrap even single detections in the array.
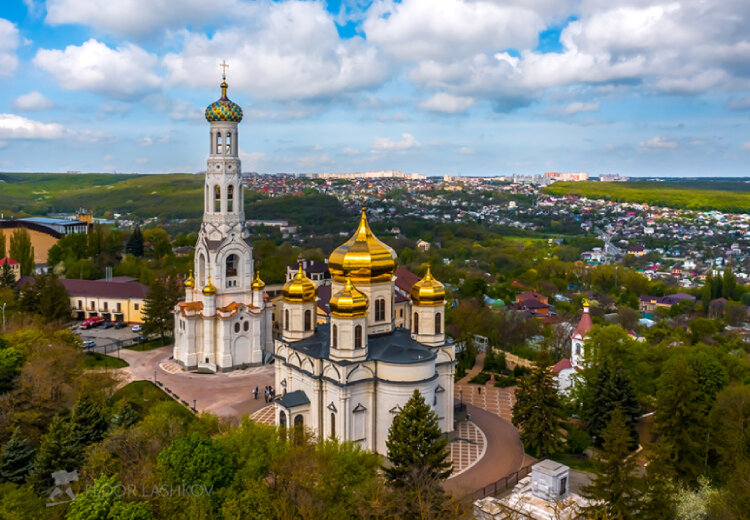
[
  {"xmin": 584, "ymin": 361, "xmax": 640, "ymax": 449},
  {"xmin": 0, "ymin": 427, "xmax": 36, "ymax": 483},
  {"xmin": 511, "ymin": 349, "xmax": 564, "ymax": 457},
  {"xmin": 71, "ymin": 395, "xmax": 108, "ymax": 447},
  {"xmin": 28, "ymin": 415, "xmax": 82, "ymax": 493},
  {"xmin": 126, "ymin": 225, "xmax": 145, "ymax": 257},
  {"xmin": 384, "ymin": 389, "xmax": 452, "ymax": 486},
  {"xmin": 0, "ymin": 261, "xmax": 16, "ymax": 288},
  {"xmin": 654, "ymin": 354, "xmax": 708, "ymax": 484},
  {"xmin": 583, "ymin": 407, "xmax": 644, "ymax": 520}
]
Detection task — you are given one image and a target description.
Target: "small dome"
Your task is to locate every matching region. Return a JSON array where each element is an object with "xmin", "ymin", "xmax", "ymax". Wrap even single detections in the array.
[
  {"xmin": 328, "ymin": 208, "xmax": 397, "ymax": 284},
  {"xmin": 184, "ymin": 270, "xmax": 195, "ymax": 289},
  {"xmin": 282, "ymin": 264, "xmax": 316, "ymax": 303},
  {"xmin": 205, "ymin": 81, "xmax": 243, "ymax": 123},
  {"xmin": 410, "ymin": 267, "xmax": 445, "ymax": 306},
  {"xmin": 251, "ymin": 271, "xmax": 265, "ymax": 291},
  {"xmin": 330, "ymin": 276, "xmax": 368, "ymax": 318},
  {"xmin": 202, "ymin": 275, "xmax": 217, "ymax": 296}
]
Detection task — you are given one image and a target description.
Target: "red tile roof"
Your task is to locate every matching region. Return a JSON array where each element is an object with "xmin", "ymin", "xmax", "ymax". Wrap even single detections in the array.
[
  {"xmin": 19, "ymin": 276, "xmax": 148, "ymax": 299},
  {"xmin": 552, "ymin": 358, "xmax": 572, "ymax": 374},
  {"xmin": 572, "ymin": 309, "xmax": 593, "ymax": 339},
  {"xmin": 394, "ymin": 266, "xmax": 420, "ymax": 294},
  {"xmin": 0, "ymin": 258, "xmax": 19, "ymax": 266}
]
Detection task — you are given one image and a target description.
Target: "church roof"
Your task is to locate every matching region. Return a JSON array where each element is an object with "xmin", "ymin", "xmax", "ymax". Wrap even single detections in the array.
[
  {"xmin": 283, "ymin": 324, "xmax": 437, "ymax": 365},
  {"xmin": 205, "ymin": 79, "xmax": 243, "ymax": 123},
  {"xmin": 276, "ymin": 390, "xmax": 310, "ymax": 409},
  {"xmin": 572, "ymin": 310, "xmax": 593, "ymax": 339},
  {"xmin": 552, "ymin": 358, "xmax": 572, "ymax": 374}
]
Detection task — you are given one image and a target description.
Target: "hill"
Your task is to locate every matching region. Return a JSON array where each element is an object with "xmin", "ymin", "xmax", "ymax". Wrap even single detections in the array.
[{"xmin": 542, "ymin": 181, "xmax": 750, "ymax": 213}]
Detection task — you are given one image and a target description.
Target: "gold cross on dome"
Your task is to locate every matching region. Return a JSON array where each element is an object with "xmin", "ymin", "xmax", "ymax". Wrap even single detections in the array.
[{"xmin": 220, "ymin": 60, "xmax": 229, "ymax": 79}]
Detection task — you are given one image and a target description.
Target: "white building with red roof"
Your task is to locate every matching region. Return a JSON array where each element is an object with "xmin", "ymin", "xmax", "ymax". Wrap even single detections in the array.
[
  {"xmin": 0, "ymin": 258, "xmax": 20, "ymax": 282},
  {"xmin": 554, "ymin": 300, "xmax": 593, "ymax": 393}
]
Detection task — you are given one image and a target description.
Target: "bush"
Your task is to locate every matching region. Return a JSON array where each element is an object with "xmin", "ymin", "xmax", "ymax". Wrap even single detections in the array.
[
  {"xmin": 469, "ymin": 372, "xmax": 491, "ymax": 385},
  {"xmin": 494, "ymin": 375, "xmax": 516, "ymax": 388},
  {"xmin": 566, "ymin": 426, "xmax": 592, "ymax": 455},
  {"xmin": 483, "ymin": 348, "xmax": 508, "ymax": 373},
  {"xmin": 513, "ymin": 364, "xmax": 530, "ymax": 378},
  {"xmin": 510, "ymin": 344, "xmax": 539, "ymax": 361}
]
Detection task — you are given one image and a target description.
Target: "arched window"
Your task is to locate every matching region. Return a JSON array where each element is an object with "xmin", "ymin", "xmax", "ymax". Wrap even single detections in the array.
[
  {"xmin": 225, "ymin": 132, "xmax": 232, "ymax": 154},
  {"xmin": 227, "ymin": 184, "xmax": 234, "ymax": 212},
  {"xmin": 214, "ymin": 185, "xmax": 221, "ymax": 212},
  {"xmin": 279, "ymin": 410, "xmax": 286, "ymax": 429},
  {"xmin": 284, "ymin": 309, "xmax": 290, "ymax": 331},
  {"xmin": 332, "ymin": 325, "xmax": 338, "ymax": 348},
  {"xmin": 226, "ymin": 254, "xmax": 238, "ymax": 278},
  {"xmin": 293, "ymin": 415, "xmax": 304, "ymax": 444},
  {"xmin": 216, "ymin": 132, "xmax": 222, "ymax": 154},
  {"xmin": 413, "ymin": 312, "xmax": 419, "ymax": 334},
  {"xmin": 234, "ymin": 322, "xmax": 240, "ymax": 333},
  {"xmin": 355, "ymin": 325, "xmax": 363, "ymax": 349},
  {"xmin": 198, "ymin": 253, "xmax": 206, "ymax": 287},
  {"xmin": 375, "ymin": 298, "xmax": 385, "ymax": 321},
  {"xmin": 243, "ymin": 321, "xmax": 249, "ymax": 332},
  {"xmin": 304, "ymin": 310, "xmax": 312, "ymax": 331},
  {"xmin": 330, "ymin": 412, "xmax": 336, "ymax": 438},
  {"xmin": 435, "ymin": 312, "xmax": 442, "ymax": 335}
]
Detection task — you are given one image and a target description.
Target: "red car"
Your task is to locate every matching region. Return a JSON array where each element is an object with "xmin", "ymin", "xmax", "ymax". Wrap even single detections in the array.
[{"xmin": 80, "ymin": 316, "xmax": 105, "ymax": 329}]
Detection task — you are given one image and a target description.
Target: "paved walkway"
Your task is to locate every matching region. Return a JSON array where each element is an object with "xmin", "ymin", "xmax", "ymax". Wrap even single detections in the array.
[
  {"xmin": 115, "ymin": 347, "xmax": 274, "ymax": 423},
  {"xmin": 447, "ymin": 420, "xmax": 486, "ymax": 478},
  {"xmin": 250, "ymin": 404, "xmax": 275, "ymax": 425}
]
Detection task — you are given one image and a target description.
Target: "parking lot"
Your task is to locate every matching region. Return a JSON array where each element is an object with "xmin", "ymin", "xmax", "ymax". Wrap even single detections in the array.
[{"xmin": 73, "ymin": 323, "xmax": 144, "ymax": 347}]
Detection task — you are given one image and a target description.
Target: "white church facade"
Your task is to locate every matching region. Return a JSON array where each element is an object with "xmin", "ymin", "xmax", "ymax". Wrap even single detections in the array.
[
  {"xmin": 273, "ymin": 210, "xmax": 456, "ymax": 453},
  {"xmin": 173, "ymin": 73, "xmax": 273, "ymax": 372},
  {"xmin": 554, "ymin": 300, "xmax": 593, "ymax": 393}
]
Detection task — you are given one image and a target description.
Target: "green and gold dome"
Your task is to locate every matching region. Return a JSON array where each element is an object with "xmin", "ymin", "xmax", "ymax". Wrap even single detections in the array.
[
  {"xmin": 410, "ymin": 267, "xmax": 445, "ymax": 306},
  {"xmin": 328, "ymin": 208, "xmax": 398, "ymax": 284},
  {"xmin": 282, "ymin": 264, "xmax": 316, "ymax": 303},
  {"xmin": 330, "ymin": 276, "xmax": 368, "ymax": 318},
  {"xmin": 205, "ymin": 80, "xmax": 243, "ymax": 123}
]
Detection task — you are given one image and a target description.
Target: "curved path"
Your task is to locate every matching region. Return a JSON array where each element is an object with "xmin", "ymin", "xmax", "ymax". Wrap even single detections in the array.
[{"xmin": 443, "ymin": 403, "xmax": 526, "ymax": 497}]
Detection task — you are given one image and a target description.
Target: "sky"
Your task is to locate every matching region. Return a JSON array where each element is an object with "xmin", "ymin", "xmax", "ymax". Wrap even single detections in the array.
[{"xmin": 0, "ymin": 0, "xmax": 749, "ymax": 177}]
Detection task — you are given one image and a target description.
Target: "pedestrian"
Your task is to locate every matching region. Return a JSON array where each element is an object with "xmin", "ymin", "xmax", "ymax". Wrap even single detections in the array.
[
  {"xmin": 264, "ymin": 388, "xmax": 269, "ymax": 403},
  {"xmin": 253, "ymin": 386, "xmax": 258, "ymax": 400},
  {"xmin": 478, "ymin": 386, "xmax": 481, "ymax": 395}
]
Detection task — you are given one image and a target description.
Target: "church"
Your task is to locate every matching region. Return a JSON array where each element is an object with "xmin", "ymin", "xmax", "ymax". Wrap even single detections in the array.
[
  {"xmin": 553, "ymin": 300, "xmax": 592, "ymax": 393},
  {"xmin": 172, "ymin": 71, "xmax": 273, "ymax": 372},
  {"xmin": 273, "ymin": 209, "xmax": 456, "ymax": 453}
]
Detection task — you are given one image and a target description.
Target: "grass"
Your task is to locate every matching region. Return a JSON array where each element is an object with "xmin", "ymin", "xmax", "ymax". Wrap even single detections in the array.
[
  {"xmin": 83, "ymin": 351, "xmax": 129, "ymax": 369},
  {"xmin": 127, "ymin": 336, "xmax": 174, "ymax": 351},
  {"xmin": 109, "ymin": 380, "xmax": 195, "ymax": 422},
  {"xmin": 543, "ymin": 181, "xmax": 750, "ymax": 213},
  {"xmin": 549, "ymin": 452, "xmax": 597, "ymax": 473}
]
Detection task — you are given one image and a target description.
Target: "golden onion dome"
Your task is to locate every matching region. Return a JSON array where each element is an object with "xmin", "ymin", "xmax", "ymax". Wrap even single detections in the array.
[
  {"xmin": 202, "ymin": 275, "xmax": 217, "ymax": 296},
  {"xmin": 410, "ymin": 267, "xmax": 445, "ymax": 306},
  {"xmin": 282, "ymin": 264, "xmax": 316, "ymax": 303},
  {"xmin": 330, "ymin": 276, "xmax": 369, "ymax": 318},
  {"xmin": 328, "ymin": 207, "xmax": 397, "ymax": 284},
  {"xmin": 184, "ymin": 270, "xmax": 195, "ymax": 289},
  {"xmin": 251, "ymin": 271, "xmax": 265, "ymax": 291}
]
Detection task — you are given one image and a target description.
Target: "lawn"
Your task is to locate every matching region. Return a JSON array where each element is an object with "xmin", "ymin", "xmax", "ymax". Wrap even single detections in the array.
[
  {"xmin": 549, "ymin": 452, "xmax": 597, "ymax": 473},
  {"xmin": 111, "ymin": 381, "xmax": 195, "ymax": 422},
  {"xmin": 83, "ymin": 351, "xmax": 129, "ymax": 369},
  {"xmin": 127, "ymin": 337, "xmax": 174, "ymax": 351}
]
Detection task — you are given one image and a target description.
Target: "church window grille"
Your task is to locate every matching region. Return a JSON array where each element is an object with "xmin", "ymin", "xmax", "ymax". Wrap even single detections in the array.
[
  {"xmin": 243, "ymin": 321, "xmax": 249, "ymax": 332},
  {"xmin": 375, "ymin": 298, "xmax": 385, "ymax": 321},
  {"xmin": 413, "ymin": 313, "xmax": 419, "ymax": 334},
  {"xmin": 226, "ymin": 254, "xmax": 238, "ymax": 278},
  {"xmin": 214, "ymin": 185, "xmax": 221, "ymax": 212},
  {"xmin": 332, "ymin": 325, "xmax": 338, "ymax": 348},
  {"xmin": 227, "ymin": 185, "xmax": 234, "ymax": 212},
  {"xmin": 435, "ymin": 313, "xmax": 441, "ymax": 334},
  {"xmin": 234, "ymin": 323, "xmax": 240, "ymax": 333},
  {"xmin": 284, "ymin": 309, "xmax": 290, "ymax": 331},
  {"xmin": 304, "ymin": 310, "xmax": 312, "ymax": 331},
  {"xmin": 355, "ymin": 325, "xmax": 363, "ymax": 348}
]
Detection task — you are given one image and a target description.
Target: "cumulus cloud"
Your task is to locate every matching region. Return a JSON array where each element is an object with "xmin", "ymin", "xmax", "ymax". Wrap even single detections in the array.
[
  {"xmin": 640, "ymin": 136, "xmax": 678, "ymax": 150},
  {"xmin": 372, "ymin": 133, "xmax": 420, "ymax": 151},
  {"xmin": 34, "ymin": 39, "xmax": 161, "ymax": 99},
  {"xmin": 0, "ymin": 113, "xmax": 67, "ymax": 139},
  {"xmin": 163, "ymin": 1, "xmax": 389, "ymax": 101},
  {"xmin": 45, "ymin": 0, "xmax": 245, "ymax": 38},
  {"xmin": 364, "ymin": 0, "xmax": 544, "ymax": 61},
  {"xmin": 419, "ymin": 93, "xmax": 475, "ymax": 114},
  {"xmin": 13, "ymin": 91, "xmax": 54, "ymax": 111},
  {"xmin": 0, "ymin": 19, "xmax": 19, "ymax": 77}
]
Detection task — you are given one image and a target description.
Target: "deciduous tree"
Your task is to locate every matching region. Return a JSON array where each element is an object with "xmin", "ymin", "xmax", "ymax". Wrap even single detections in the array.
[{"xmin": 9, "ymin": 229, "xmax": 34, "ymax": 277}]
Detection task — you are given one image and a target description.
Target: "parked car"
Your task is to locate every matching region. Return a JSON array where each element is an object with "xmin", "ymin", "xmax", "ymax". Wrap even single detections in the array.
[
  {"xmin": 133, "ymin": 335, "xmax": 148, "ymax": 344},
  {"xmin": 82, "ymin": 339, "xmax": 96, "ymax": 348},
  {"xmin": 131, "ymin": 325, "xmax": 142, "ymax": 333},
  {"xmin": 114, "ymin": 322, "xmax": 127, "ymax": 329},
  {"xmin": 102, "ymin": 322, "xmax": 113, "ymax": 329}
]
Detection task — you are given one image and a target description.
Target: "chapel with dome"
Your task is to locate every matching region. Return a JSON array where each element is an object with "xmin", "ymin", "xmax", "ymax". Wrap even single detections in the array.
[
  {"xmin": 173, "ymin": 68, "xmax": 273, "ymax": 372},
  {"xmin": 274, "ymin": 209, "xmax": 456, "ymax": 453}
]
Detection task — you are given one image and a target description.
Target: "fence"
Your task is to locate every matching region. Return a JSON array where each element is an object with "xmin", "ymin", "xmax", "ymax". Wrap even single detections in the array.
[{"xmin": 467, "ymin": 464, "xmax": 533, "ymax": 501}]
